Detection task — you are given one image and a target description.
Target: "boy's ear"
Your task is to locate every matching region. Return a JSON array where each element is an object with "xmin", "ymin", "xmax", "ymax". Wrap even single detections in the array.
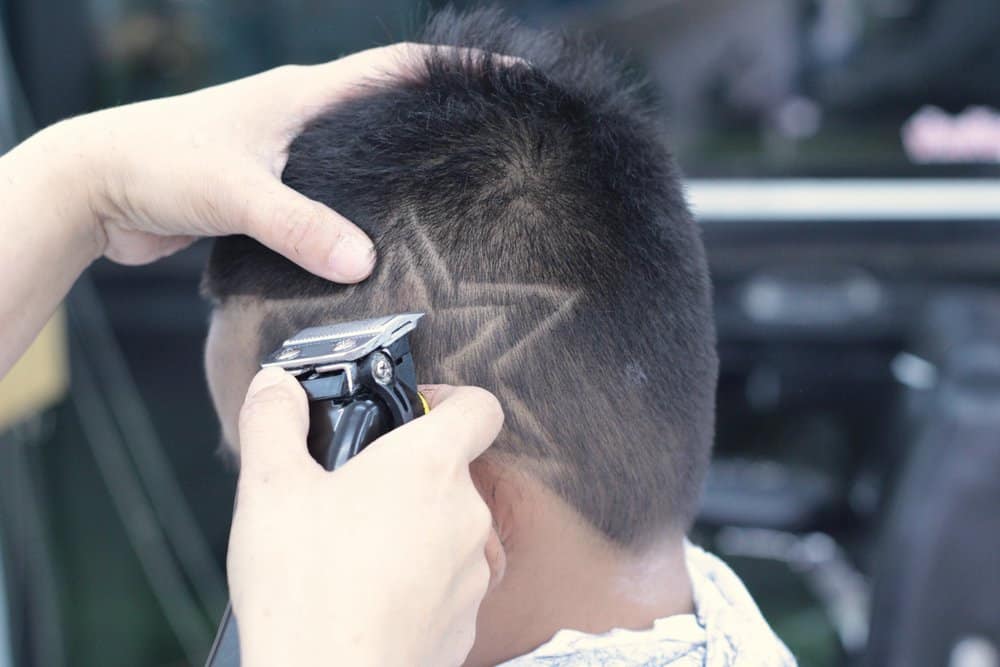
[{"xmin": 469, "ymin": 457, "xmax": 521, "ymax": 547}]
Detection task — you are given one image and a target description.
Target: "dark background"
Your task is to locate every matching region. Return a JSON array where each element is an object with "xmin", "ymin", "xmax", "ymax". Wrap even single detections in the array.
[{"xmin": 2, "ymin": 1, "xmax": 1000, "ymax": 666}]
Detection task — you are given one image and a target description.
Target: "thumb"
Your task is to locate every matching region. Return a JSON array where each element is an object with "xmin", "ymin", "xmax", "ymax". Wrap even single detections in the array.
[
  {"xmin": 237, "ymin": 368, "xmax": 314, "ymax": 478},
  {"xmin": 233, "ymin": 172, "xmax": 376, "ymax": 284}
]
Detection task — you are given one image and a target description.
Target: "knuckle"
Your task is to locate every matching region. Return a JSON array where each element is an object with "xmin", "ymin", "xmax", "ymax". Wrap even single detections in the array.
[
  {"xmin": 196, "ymin": 175, "xmax": 238, "ymax": 232},
  {"xmin": 280, "ymin": 206, "xmax": 324, "ymax": 258},
  {"xmin": 216, "ymin": 174, "xmax": 283, "ymax": 239}
]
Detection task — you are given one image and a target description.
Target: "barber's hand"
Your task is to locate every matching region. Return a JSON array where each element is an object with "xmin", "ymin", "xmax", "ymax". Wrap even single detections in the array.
[
  {"xmin": 38, "ymin": 44, "xmax": 434, "ymax": 283},
  {"xmin": 0, "ymin": 45, "xmax": 524, "ymax": 377},
  {"xmin": 227, "ymin": 368, "xmax": 504, "ymax": 667}
]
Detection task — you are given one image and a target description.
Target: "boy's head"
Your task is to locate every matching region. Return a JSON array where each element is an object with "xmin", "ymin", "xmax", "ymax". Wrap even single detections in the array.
[
  {"xmin": 203, "ymin": 6, "xmax": 716, "ymax": 546},
  {"xmin": 203, "ymin": 8, "xmax": 717, "ymax": 658}
]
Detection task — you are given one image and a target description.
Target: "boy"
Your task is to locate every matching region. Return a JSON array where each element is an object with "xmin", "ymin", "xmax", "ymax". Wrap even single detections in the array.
[{"xmin": 203, "ymin": 9, "xmax": 794, "ymax": 666}]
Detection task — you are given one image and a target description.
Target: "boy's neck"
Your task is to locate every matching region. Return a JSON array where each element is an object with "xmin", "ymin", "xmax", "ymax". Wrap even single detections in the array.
[{"xmin": 465, "ymin": 464, "xmax": 693, "ymax": 667}]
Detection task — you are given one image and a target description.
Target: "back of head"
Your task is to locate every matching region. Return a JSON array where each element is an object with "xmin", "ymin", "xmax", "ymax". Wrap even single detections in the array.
[{"xmin": 203, "ymin": 8, "xmax": 718, "ymax": 547}]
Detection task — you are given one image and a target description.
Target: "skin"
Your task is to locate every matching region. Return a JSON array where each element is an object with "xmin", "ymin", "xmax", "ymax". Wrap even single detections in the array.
[
  {"xmin": 234, "ymin": 370, "xmax": 504, "ymax": 667},
  {"xmin": 208, "ymin": 302, "xmax": 696, "ymax": 666},
  {"xmin": 1, "ymin": 45, "xmax": 507, "ymax": 666}
]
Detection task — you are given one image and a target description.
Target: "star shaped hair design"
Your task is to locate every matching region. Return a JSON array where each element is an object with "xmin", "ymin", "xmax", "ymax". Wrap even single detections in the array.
[{"xmin": 376, "ymin": 214, "xmax": 583, "ymax": 449}]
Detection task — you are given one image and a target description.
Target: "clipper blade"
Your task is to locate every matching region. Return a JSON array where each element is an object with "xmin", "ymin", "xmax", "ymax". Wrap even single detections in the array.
[{"xmin": 262, "ymin": 312, "xmax": 424, "ymax": 372}]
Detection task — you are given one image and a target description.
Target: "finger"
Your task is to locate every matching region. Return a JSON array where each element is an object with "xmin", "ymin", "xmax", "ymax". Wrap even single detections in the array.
[
  {"xmin": 232, "ymin": 172, "xmax": 375, "ymax": 284},
  {"xmin": 417, "ymin": 383, "xmax": 455, "ymax": 409},
  {"xmin": 237, "ymin": 367, "xmax": 314, "ymax": 477},
  {"xmin": 276, "ymin": 45, "xmax": 528, "ymax": 129},
  {"xmin": 379, "ymin": 385, "xmax": 504, "ymax": 463},
  {"xmin": 305, "ymin": 44, "xmax": 527, "ymax": 101},
  {"xmin": 484, "ymin": 527, "xmax": 507, "ymax": 594}
]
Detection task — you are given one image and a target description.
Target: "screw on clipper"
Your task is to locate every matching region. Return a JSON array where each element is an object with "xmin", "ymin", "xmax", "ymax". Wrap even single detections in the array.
[{"xmin": 371, "ymin": 352, "xmax": 394, "ymax": 385}]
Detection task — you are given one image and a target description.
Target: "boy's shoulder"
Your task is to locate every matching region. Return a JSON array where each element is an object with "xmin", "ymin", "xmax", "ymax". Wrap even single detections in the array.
[
  {"xmin": 499, "ymin": 542, "xmax": 797, "ymax": 667},
  {"xmin": 686, "ymin": 542, "xmax": 797, "ymax": 666}
]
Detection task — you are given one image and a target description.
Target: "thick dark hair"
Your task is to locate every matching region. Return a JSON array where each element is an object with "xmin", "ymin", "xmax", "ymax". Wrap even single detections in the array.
[{"xmin": 204, "ymin": 7, "xmax": 717, "ymax": 546}]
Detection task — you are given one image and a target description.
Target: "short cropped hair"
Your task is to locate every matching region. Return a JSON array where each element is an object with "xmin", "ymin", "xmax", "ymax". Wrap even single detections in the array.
[{"xmin": 203, "ymin": 8, "xmax": 718, "ymax": 546}]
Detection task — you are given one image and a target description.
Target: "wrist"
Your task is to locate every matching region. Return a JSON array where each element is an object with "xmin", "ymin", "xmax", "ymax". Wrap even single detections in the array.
[{"xmin": 16, "ymin": 117, "xmax": 111, "ymax": 264}]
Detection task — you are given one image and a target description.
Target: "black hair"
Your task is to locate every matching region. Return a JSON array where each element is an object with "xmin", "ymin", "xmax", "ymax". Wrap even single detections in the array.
[{"xmin": 204, "ymin": 7, "xmax": 718, "ymax": 546}]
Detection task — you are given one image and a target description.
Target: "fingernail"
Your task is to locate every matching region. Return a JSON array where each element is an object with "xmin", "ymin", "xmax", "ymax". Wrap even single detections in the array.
[
  {"xmin": 247, "ymin": 367, "xmax": 288, "ymax": 398},
  {"xmin": 329, "ymin": 234, "xmax": 376, "ymax": 282}
]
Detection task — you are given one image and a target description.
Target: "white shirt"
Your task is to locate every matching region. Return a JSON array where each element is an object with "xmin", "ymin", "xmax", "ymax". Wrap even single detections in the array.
[{"xmin": 498, "ymin": 542, "xmax": 797, "ymax": 666}]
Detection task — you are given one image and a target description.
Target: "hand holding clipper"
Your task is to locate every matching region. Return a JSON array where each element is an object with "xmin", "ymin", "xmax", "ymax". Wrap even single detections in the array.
[{"xmin": 212, "ymin": 314, "xmax": 504, "ymax": 667}]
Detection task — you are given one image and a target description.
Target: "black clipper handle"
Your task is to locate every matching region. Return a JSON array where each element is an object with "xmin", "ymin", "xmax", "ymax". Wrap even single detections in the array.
[
  {"xmin": 308, "ymin": 399, "xmax": 392, "ymax": 469},
  {"xmin": 205, "ymin": 339, "xmax": 424, "ymax": 667},
  {"xmin": 305, "ymin": 335, "xmax": 424, "ymax": 468}
]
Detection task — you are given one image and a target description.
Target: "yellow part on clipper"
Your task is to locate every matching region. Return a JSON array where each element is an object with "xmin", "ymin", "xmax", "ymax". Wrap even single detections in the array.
[{"xmin": 417, "ymin": 391, "xmax": 431, "ymax": 415}]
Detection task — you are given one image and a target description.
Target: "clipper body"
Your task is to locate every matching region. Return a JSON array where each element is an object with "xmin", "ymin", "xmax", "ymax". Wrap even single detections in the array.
[
  {"xmin": 206, "ymin": 313, "xmax": 426, "ymax": 667},
  {"xmin": 282, "ymin": 315, "xmax": 425, "ymax": 469}
]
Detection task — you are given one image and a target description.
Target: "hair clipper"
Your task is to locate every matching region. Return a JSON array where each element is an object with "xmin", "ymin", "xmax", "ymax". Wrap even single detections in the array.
[{"xmin": 205, "ymin": 312, "xmax": 427, "ymax": 667}]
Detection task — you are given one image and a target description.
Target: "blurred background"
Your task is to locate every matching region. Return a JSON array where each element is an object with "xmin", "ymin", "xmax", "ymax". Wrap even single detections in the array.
[{"xmin": 2, "ymin": 1, "xmax": 1000, "ymax": 665}]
